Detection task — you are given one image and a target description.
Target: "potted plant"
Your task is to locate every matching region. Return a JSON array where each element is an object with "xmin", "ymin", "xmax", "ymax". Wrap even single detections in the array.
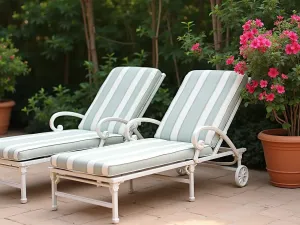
[
  {"xmin": 226, "ymin": 15, "xmax": 300, "ymax": 188},
  {"xmin": 0, "ymin": 38, "xmax": 30, "ymax": 135}
]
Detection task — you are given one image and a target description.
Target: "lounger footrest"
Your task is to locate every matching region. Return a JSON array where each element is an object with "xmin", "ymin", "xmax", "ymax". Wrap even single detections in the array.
[{"xmin": 55, "ymin": 191, "xmax": 113, "ymax": 208}]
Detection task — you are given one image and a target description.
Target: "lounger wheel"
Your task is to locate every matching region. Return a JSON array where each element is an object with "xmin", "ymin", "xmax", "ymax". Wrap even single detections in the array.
[
  {"xmin": 176, "ymin": 167, "xmax": 187, "ymax": 176},
  {"xmin": 235, "ymin": 165, "xmax": 249, "ymax": 187}
]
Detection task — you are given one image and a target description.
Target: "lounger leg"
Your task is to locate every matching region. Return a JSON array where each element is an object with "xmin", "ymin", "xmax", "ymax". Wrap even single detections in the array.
[
  {"xmin": 51, "ymin": 172, "xmax": 58, "ymax": 211},
  {"xmin": 129, "ymin": 180, "xmax": 134, "ymax": 194},
  {"xmin": 110, "ymin": 183, "xmax": 120, "ymax": 224},
  {"xmin": 20, "ymin": 167, "xmax": 27, "ymax": 204},
  {"xmin": 188, "ymin": 164, "xmax": 195, "ymax": 202}
]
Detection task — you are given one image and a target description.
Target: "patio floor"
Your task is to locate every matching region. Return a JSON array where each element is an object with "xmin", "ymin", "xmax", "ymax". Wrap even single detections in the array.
[{"xmin": 1, "ymin": 162, "xmax": 300, "ymax": 225}]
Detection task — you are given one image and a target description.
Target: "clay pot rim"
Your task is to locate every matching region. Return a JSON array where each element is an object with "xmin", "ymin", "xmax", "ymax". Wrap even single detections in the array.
[
  {"xmin": 0, "ymin": 100, "xmax": 15, "ymax": 108},
  {"xmin": 258, "ymin": 128, "xmax": 300, "ymax": 143}
]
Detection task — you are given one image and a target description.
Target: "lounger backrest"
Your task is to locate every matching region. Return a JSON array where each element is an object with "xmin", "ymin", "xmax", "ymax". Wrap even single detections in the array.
[
  {"xmin": 154, "ymin": 70, "xmax": 248, "ymax": 147},
  {"xmin": 79, "ymin": 67, "xmax": 163, "ymax": 135}
]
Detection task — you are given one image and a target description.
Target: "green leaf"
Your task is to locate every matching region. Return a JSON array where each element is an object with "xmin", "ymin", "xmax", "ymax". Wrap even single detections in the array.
[
  {"xmin": 266, "ymin": 106, "xmax": 273, "ymax": 113},
  {"xmin": 282, "ymin": 123, "xmax": 291, "ymax": 130}
]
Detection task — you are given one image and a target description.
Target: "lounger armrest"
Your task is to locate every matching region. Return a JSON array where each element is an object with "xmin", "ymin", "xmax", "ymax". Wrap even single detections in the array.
[
  {"xmin": 192, "ymin": 126, "xmax": 239, "ymax": 159},
  {"xmin": 50, "ymin": 111, "xmax": 85, "ymax": 131},
  {"xmin": 96, "ymin": 117, "xmax": 129, "ymax": 139},
  {"xmin": 125, "ymin": 118, "xmax": 161, "ymax": 141}
]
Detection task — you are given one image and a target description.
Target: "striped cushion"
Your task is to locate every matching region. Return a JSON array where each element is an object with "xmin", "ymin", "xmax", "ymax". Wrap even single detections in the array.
[
  {"xmin": 79, "ymin": 67, "xmax": 163, "ymax": 135},
  {"xmin": 154, "ymin": 70, "xmax": 248, "ymax": 146},
  {"xmin": 0, "ymin": 130, "xmax": 123, "ymax": 161},
  {"xmin": 51, "ymin": 138, "xmax": 213, "ymax": 177}
]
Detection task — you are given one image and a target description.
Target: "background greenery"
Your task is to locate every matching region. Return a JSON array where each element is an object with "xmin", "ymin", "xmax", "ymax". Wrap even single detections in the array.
[{"xmin": 1, "ymin": 0, "xmax": 298, "ymax": 168}]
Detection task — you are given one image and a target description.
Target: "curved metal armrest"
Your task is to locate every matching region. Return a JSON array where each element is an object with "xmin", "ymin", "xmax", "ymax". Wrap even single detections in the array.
[
  {"xmin": 96, "ymin": 117, "xmax": 129, "ymax": 139},
  {"xmin": 50, "ymin": 111, "xmax": 84, "ymax": 131},
  {"xmin": 125, "ymin": 118, "xmax": 161, "ymax": 141},
  {"xmin": 192, "ymin": 126, "xmax": 239, "ymax": 159}
]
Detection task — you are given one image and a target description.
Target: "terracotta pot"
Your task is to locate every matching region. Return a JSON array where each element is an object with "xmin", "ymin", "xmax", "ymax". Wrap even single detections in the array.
[
  {"xmin": 0, "ymin": 100, "xmax": 15, "ymax": 135},
  {"xmin": 258, "ymin": 129, "xmax": 300, "ymax": 188}
]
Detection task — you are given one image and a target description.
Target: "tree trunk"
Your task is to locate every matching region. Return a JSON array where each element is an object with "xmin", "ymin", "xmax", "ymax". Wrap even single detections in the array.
[
  {"xmin": 80, "ymin": 0, "xmax": 99, "ymax": 78},
  {"xmin": 85, "ymin": 0, "xmax": 98, "ymax": 74},
  {"xmin": 210, "ymin": 0, "xmax": 222, "ymax": 69},
  {"xmin": 167, "ymin": 13, "xmax": 180, "ymax": 86},
  {"xmin": 155, "ymin": 0, "xmax": 162, "ymax": 68},
  {"xmin": 80, "ymin": 0, "xmax": 92, "ymax": 83},
  {"xmin": 151, "ymin": 0, "xmax": 156, "ymax": 67}
]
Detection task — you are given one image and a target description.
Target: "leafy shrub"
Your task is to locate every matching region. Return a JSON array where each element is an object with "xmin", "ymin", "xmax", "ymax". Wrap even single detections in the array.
[{"xmin": 0, "ymin": 38, "xmax": 30, "ymax": 100}]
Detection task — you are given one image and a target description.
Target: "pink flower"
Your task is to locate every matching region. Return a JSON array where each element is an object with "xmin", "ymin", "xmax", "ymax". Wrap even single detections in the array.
[
  {"xmin": 288, "ymin": 31, "xmax": 298, "ymax": 41},
  {"xmin": 251, "ymin": 28, "xmax": 259, "ymax": 35},
  {"xmin": 250, "ymin": 35, "xmax": 272, "ymax": 50},
  {"xmin": 277, "ymin": 15, "xmax": 284, "ymax": 20},
  {"xmin": 226, "ymin": 56, "xmax": 234, "ymax": 65},
  {"xmin": 191, "ymin": 43, "xmax": 201, "ymax": 52},
  {"xmin": 234, "ymin": 61, "xmax": 247, "ymax": 75},
  {"xmin": 260, "ymin": 80, "xmax": 268, "ymax": 88},
  {"xmin": 258, "ymin": 92, "xmax": 265, "ymax": 100},
  {"xmin": 240, "ymin": 34, "xmax": 249, "ymax": 45},
  {"xmin": 281, "ymin": 73, "xmax": 288, "ymax": 79},
  {"xmin": 291, "ymin": 15, "xmax": 300, "ymax": 23},
  {"xmin": 266, "ymin": 93, "xmax": 275, "ymax": 102},
  {"xmin": 242, "ymin": 20, "xmax": 252, "ymax": 31},
  {"xmin": 246, "ymin": 83, "xmax": 255, "ymax": 94},
  {"xmin": 271, "ymin": 84, "xmax": 277, "ymax": 90},
  {"xmin": 268, "ymin": 68, "xmax": 279, "ymax": 78},
  {"xmin": 9, "ymin": 55, "xmax": 15, "ymax": 60},
  {"xmin": 285, "ymin": 42, "xmax": 300, "ymax": 55},
  {"xmin": 251, "ymin": 80, "xmax": 259, "ymax": 88},
  {"xmin": 255, "ymin": 19, "xmax": 264, "ymax": 27},
  {"xmin": 250, "ymin": 38, "xmax": 260, "ymax": 49},
  {"xmin": 276, "ymin": 85, "xmax": 285, "ymax": 94}
]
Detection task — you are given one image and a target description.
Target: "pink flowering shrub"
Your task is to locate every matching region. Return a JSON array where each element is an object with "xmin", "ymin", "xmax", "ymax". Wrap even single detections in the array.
[{"xmin": 227, "ymin": 15, "xmax": 300, "ymax": 136}]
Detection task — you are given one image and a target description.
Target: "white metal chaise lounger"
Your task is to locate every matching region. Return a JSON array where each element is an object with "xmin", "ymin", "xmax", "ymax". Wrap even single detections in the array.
[
  {"xmin": 50, "ymin": 70, "xmax": 249, "ymax": 224},
  {"xmin": 0, "ymin": 66, "xmax": 165, "ymax": 203}
]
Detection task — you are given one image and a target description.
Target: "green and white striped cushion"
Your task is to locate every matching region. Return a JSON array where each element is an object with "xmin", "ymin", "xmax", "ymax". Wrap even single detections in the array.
[
  {"xmin": 79, "ymin": 67, "xmax": 163, "ymax": 135},
  {"xmin": 154, "ymin": 70, "xmax": 248, "ymax": 146},
  {"xmin": 0, "ymin": 130, "xmax": 124, "ymax": 161},
  {"xmin": 51, "ymin": 138, "xmax": 213, "ymax": 177}
]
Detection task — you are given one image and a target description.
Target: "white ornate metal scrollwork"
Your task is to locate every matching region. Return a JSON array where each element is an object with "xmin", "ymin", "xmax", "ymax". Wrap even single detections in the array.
[
  {"xmin": 96, "ymin": 117, "xmax": 129, "ymax": 139},
  {"xmin": 124, "ymin": 118, "xmax": 161, "ymax": 141},
  {"xmin": 50, "ymin": 111, "xmax": 84, "ymax": 131},
  {"xmin": 192, "ymin": 126, "xmax": 239, "ymax": 162}
]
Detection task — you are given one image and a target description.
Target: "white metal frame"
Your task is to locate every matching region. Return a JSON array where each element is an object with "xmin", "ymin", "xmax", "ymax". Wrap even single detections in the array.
[
  {"xmin": 50, "ymin": 98, "xmax": 249, "ymax": 224},
  {"xmin": 0, "ymin": 73, "xmax": 166, "ymax": 204}
]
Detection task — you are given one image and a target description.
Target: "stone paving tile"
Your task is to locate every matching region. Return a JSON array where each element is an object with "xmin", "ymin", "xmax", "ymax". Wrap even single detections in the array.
[
  {"xmin": 267, "ymin": 220, "xmax": 300, "ymax": 225},
  {"xmin": 229, "ymin": 214, "xmax": 277, "ymax": 225},
  {"xmin": 259, "ymin": 207, "xmax": 295, "ymax": 220},
  {"xmin": 0, "ymin": 207, "xmax": 29, "ymax": 219},
  {"xmin": 8, "ymin": 209, "xmax": 63, "ymax": 225},
  {"xmin": 57, "ymin": 206, "xmax": 111, "ymax": 224},
  {"xmin": 32, "ymin": 219, "xmax": 74, "ymax": 225},
  {"xmin": 0, "ymin": 219, "xmax": 23, "ymax": 225}
]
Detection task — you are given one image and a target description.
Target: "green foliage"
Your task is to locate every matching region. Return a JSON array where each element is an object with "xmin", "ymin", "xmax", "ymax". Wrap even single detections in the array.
[{"xmin": 0, "ymin": 38, "xmax": 30, "ymax": 100}]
